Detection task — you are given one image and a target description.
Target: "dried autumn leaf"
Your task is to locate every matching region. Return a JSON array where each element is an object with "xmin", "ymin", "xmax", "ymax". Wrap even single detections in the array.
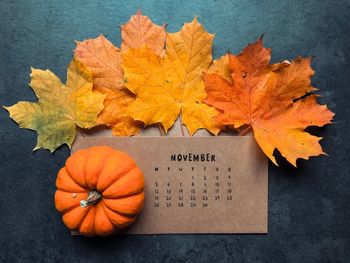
[
  {"xmin": 122, "ymin": 17, "xmax": 221, "ymax": 135},
  {"xmin": 75, "ymin": 10, "xmax": 166, "ymax": 136},
  {"xmin": 121, "ymin": 9, "xmax": 166, "ymax": 56},
  {"xmin": 204, "ymin": 38, "xmax": 334, "ymax": 166},
  {"xmin": 75, "ymin": 35, "xmax": 139, "ymax": 136},
  {"xmin": 4, "ymin": 59, "xmax": 106, "ymax": 152},
  {"xmin": 207, "ymin": 54, "xmax": 232, "ymax": 83}
]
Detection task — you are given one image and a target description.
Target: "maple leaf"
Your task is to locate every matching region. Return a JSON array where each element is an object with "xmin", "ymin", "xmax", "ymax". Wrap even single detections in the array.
[
  {"xmin": 121, "ymin": 9, "xmax": 166, "ymax": 56},
  {"xmin": 75, "ymin": 35, "xmax": 139, "ymax": 136},
  {"xmin": 75, "ymin": 10, "xmax": 166, "ymax": 136},
  {"xmin": 204, "ymin": 37, "xmax": 334, "ymax": 166},
  {"xmin": 4, "ymin": 59, "xmax": 106, "ymax": 152},
  {"xmin": 207, "ymin": 54, "xmax": 232, "ymax": 83},
  {"xmin": 122, "ymin": 17, "xmax": 221, "ymax": 135}
]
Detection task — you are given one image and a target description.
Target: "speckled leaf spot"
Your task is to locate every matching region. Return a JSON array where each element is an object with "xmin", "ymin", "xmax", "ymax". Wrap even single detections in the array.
[{"xmin": 4, "ymin": 59, "xmax": 106, "ymax": 152}]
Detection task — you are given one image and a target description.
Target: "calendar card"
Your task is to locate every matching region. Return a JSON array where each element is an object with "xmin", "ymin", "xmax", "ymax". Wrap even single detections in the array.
[{"xmin": 72, "ymin": 136, "xmax": 268, "ymax": 234}]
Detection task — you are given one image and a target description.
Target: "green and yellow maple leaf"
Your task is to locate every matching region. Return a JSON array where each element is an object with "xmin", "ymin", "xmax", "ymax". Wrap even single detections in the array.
[{"xmin": 4, "ymin": 59, "xmax": 106, "ymax": 152}]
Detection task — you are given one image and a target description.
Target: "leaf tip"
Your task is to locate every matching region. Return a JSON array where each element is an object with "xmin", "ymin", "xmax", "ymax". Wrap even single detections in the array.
[
  {"xmin": 33, "ymin": 145, "xmax": 41, "ymax": 152},
  {"xmin": 268, "ymin": 154, "xmax": 279, "ymax": 167},
  {"xmin": 30, "ymin": 66, "xmax": 37, "ymax": 73},
  {"xmin": 259, "ymin": 33, "xmax": 265, "ymax": 41},
  {"xmin": 73, "ymin": 39, "xmax": 81, "ymax": 46}
]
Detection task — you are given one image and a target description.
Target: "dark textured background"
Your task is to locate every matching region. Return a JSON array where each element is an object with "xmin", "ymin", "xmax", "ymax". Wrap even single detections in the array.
[{"xmin": 0, "ymin": 0, "xmax": 349, "ymax": 262}]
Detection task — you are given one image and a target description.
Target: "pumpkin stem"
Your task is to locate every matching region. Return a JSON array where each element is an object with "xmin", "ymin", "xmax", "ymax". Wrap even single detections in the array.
[{"xmin": 80, "ymin": 190, "xmax": 102, "ymax": 208}]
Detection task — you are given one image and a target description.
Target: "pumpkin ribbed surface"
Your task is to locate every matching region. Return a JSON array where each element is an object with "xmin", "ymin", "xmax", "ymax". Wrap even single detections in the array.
[{"xmin": 55, "ymin": 146, "xmax": 145, "ymax": 236}]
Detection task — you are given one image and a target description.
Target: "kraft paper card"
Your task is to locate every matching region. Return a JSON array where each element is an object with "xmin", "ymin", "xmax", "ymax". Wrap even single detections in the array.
[{"xmin": 72, "ymin": 136, "xmax": 268, "ymax": 234}]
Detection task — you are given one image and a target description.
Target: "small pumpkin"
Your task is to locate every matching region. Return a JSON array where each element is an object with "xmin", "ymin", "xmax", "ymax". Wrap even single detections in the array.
[{"xmin": 55, "ymin": 145, "xmax": 145, "ymax": 236}]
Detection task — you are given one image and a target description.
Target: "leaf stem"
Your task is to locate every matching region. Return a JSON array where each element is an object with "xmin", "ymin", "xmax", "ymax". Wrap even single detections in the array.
[
  {"xmin": 179, "ymin": 113, "xmax": 185, "ymax": 137},
  {"xmin": 239, "ymin": 125, "xmax": 252, "ymax": 136},
  {"xmin": 158, "ymin": 124, "xmax": 165, "ymax": 136}
]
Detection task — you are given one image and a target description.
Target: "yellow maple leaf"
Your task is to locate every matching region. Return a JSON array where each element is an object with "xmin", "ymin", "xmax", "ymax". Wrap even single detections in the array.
[
  {"xmin": 121, "ymin": 9, "xmax": 166, "ymax": 56},
  {"xmin": 4, "ymin": 59, "xmax": 106, "ymax": 152},
  {"xmin": 75, "ymin": 35, "xmax": 139, "ymax": 136},
  {"xmin": 122, "ymin": 17, "xmax": 221, "ymax": 135},
  {"xmin": 204, "ymin": 38, "xmax": 334, "ymax": 166}
]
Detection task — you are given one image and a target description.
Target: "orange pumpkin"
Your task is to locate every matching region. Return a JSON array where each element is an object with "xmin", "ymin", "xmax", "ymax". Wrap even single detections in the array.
[{"xmin": 54, "ymin": 146, "xmax": 145, "ymax": 236}]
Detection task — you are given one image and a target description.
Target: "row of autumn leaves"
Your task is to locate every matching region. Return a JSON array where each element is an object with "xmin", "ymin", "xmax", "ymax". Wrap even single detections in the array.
[{"xmin": 4, "ymin": 11, "xmax": 334, "ymax": 166}]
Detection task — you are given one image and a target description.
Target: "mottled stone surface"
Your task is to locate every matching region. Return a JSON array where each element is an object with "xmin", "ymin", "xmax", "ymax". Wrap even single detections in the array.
[{"xmin": 0, "ymin": 0, "xmax": 349, "ymax": 262}]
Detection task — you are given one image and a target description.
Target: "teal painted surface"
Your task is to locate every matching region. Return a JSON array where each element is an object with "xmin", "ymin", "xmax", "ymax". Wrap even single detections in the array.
[{"xmin": 0, "ymin": 0, "xmax": 349, "ymax": 262}]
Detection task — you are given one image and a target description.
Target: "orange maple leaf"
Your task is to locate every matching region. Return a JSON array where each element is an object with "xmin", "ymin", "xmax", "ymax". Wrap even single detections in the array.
[
  {"xmin": 74, "ymin": 11, "xmax": 166, "ymax": 136},
  {"xmin": 75, "ymin": 35, "xmax": 139, "ymax": 136},
  {"xmin": 121, "ymin": 9, "xmax": 166, "ymax": 56},
  {"xmin": 204, "ymin": 37, "xmax": 334, "ymax": 166}
]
